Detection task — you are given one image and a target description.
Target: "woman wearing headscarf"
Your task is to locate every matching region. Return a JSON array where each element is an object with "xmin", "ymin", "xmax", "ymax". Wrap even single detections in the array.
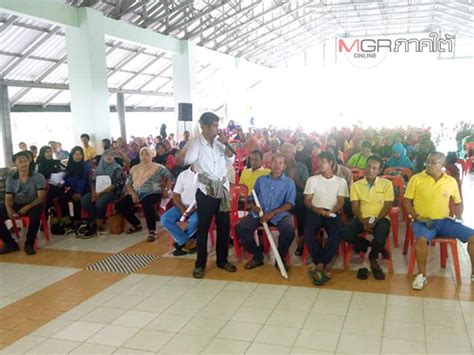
[
  {"xmin": 153, "ymin": 143, "xmax": 176, "ymax": 174},
  {"xmin": 62, "ymin": 146, "xmax": 90, "ymax": 220},
  {"xmin": 114, "ymin": 137, "xmax": 131, "ymax": 167},
  {"xmin": 81, "ymin": 149, "xmax": 125, "ymax": 232},
  {"xmin": 116, "ymin": 147, "xmax": 173, "ymax": 242},
  {"xmin": 386, "ymin": 142, "xmax": 414, "ymax": 170},
  {"xmin": 36, "ymin": 145, "xmax": 64, "ymax": 213},
  {"xmin": 127, "ymin": 141, "xmax": 140, "ymax": 161}
]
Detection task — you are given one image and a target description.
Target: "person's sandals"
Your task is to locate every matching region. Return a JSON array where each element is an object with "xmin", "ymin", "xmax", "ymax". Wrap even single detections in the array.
[
  {"xmin": 193, "ymin": 267, "xmax": 205, "ymax": 279},
  {"xmin": 245, "ymin": 259, "xmax": 264, "ymax": 270},
  {"xmin": 146, "ymin": 231, "xmax": 156, "ymax": 242},
  {"xmin": 357, "ymin": 267, "xmax": 369, "ymax": 280},
  {"xmin": 308, "ymin": 269, "xmax": 330, "ymax": 286},
  {"xmin": 372, "ymin": 267, "xmax": 385, "ymax": 280},
  {"xmin": 126, "ymin": 225, "xmax": 142, "ymax": 234},
  {"xmin": 217, "ymin": 262, "xmax": 237, "ymax": 273}
]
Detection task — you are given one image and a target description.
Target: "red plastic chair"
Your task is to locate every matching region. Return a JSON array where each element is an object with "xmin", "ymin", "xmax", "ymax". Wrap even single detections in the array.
[
  {"xmin": 350, "ymin": 168, "xmax": 365, "ymax": 182},
  {"xmin": 407, "ymin": 237, "xmax": 461, "ymax": 284},
  {"xmin": 13, "ymin": 210, "xmax": 50, "ymax": 249},
  {"xmin": 13, "ymin": 185, "xmax": 51, "ymax": 249},
  {"xmin": 465, "ymin": 142, "xmax": 474, "ymax": 159},
  {"xmin": 381, "ymin": 175, "xmax": 407, "ymax": 248},
  {"xmin": 208, "ymin": 184, "xmax": 249, "ymax": 257},
  {"xmin": 344, "ymin": 231, "xmax": 394, "ymax": 273},
  {"xmin": 255, "ymin": 214, "xmax": 298, "ymax": 266},
  {"xmin": 383, "ymin": 167, "xmax": 413, "ymax": 180},
  {"xmin": 229, "ymin": 184, "xmax": 249, "ymax": 261},
  {"xmin": 403, "ymin": 215, "xmax": 414, "ymax": 255},
  {"xmin": 465, "ymin": 157, "xmax": 473, "ymax": 174},
  {"xmin": 457, "ymin": 159, "xmax": 467, "ymax": 178},
  {"xmin": 233, "ymin": 149, "xmax": 247, "ymax": 184}
]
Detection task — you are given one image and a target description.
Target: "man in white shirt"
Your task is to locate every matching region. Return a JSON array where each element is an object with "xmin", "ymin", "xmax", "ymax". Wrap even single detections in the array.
[
  {"xmin": 304, "ymin": 152, "xmax": 348, "ymax": 285},
  {"xmin": 176, "ymin": 112, "xmax": 237, "ymax": 279},
  {"xmin": 161, "ymin": 165, "xmax": 198, "ymax": 256}
]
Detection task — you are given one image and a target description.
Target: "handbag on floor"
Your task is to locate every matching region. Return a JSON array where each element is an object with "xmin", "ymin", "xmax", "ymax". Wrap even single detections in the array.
[{"xmin": 108, "ymin": 213, "xmax": 124, "ymax": 235}]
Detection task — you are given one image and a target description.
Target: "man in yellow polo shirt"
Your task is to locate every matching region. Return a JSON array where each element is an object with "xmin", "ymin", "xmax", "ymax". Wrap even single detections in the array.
[
  {"xmin": 80, "ymin": 133, "xmax": 97, "ymax": 161},
  {"xmin": 404, "ymin": 152, "xmax": 474, "ymax": 290},
  {"xmin": 239, "ymin": 150, "xmax": 270, "ymax": 193},
  {"xmin": 344, "ymin": 155, "xmax": 394, "ymax": 280}
]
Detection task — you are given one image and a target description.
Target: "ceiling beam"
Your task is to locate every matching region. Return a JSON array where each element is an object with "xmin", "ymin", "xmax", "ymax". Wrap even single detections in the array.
[
  {"xmin": 10, "ymin": 104, "xmax": 174, "ymax": 113},
  {"xmin": 0, "ymin": 0, "xmax": 79, "ymax": 27},
  {"xmin": 0, "ymin": 79, "xmax": 174, "ymax": 96},
  {"xmin": 146, "ymin": 0, "xmax": 193, "ymax": 26},
  {"xmin": 166, "ymin": 0, "xmax": 232, "ymax": 33}
]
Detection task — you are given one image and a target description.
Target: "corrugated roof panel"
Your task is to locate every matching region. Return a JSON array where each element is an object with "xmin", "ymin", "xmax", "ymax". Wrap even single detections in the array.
[
  {"xmin": 125, "ymin": 94, "xmax": 174, "ymax": 108},
  {"xmin": 120, "ymin": 73, "xmax": 152, "ymax": 90},
  {"xmin": 42, "ymin": 63, "xmax": 69, "ymax": 84},
  {"xmin": 141, "ymin": 59, "xmax": 172, "ymax": 75},
  {"xmin": 5, "ymin": 58, "xmax": 53, "ymax": 81},
  {"xmin": 121, "ymin": 53, "xmax": 156, "ymax": 72},
  {"xmin": 48, "ymin": 90, "xmax": 71, "ymax": 105},
  {"xmin": 30, "ymin": 34, "xmax": 66, "ymax": 60},
  {"xmin": 106, "ymin": 48, "xmax": 134, "ymax": 68},
  {"xmin": 16, "ymin": 88, "xmax": 57, "ymax": 104},
  {"xmin": 108, "ymin": 71, "xmax": 134, "ymax": 88},
  {"xmin": 0, "ymin": 54, "xmax": 16, "ymax": 72},
  {"xmin": 159, "ymin": 81, "xmax": 173, "ymax": 92},
  {"xmin": 7, "ymin": 86, "xmax": 22, "ymax": 98},
  {"xmin": 140, "ymin": 76, "xmax": 172, "ymax": 92},
  {"xmin": 143, "ymin": 57, "xmax": 170, "ymax": 74},
  {"xmin": 0, "ymin": 25, "xmax": 43, "ymax": 54}
]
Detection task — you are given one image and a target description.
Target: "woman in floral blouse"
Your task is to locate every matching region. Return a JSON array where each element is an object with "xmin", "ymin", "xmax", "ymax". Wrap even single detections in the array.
[{"xmin": 116, "ymin": 147, "xmax": 173, "ymax": 242}]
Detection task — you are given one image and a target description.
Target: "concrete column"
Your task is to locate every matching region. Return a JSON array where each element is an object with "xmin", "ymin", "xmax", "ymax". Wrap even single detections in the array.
[
  {"xmin": 0, "ymin": 85, "xmax": 13, "ymax": 167},
  {"xmin": 116, "ymin": 93, "xmax": 127, "ymax": 140},
  {"xmin": 172, "ymin": 41, "xmax": 198, "ymax": 138},
  {"xmin": 65, "ymin": 7, "xmax": 110, "ymax": 148}
]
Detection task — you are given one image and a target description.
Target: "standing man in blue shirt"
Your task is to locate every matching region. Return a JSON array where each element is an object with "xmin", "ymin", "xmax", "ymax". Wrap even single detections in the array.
[{"xmin": 235, "ymin": 154, "xmax": 296, "ymax": 270}]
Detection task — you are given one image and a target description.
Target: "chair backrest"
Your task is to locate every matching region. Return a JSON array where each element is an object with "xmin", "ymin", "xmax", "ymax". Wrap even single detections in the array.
[
  {"xmin": 230, "ymin": 183, "xmax": 249, "ymax": 214},
  {"xmin": 381, "ymin": 175, "xmax": 404, "ymax": 207},
  {"xmin": 383, "ymin": 167, "xmax": 413, "ymax": 180}
]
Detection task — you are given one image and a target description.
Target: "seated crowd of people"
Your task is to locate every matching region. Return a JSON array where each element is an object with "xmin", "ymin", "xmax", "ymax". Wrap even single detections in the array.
[{"xmin": 1, "ymin": 120, "xmax": 473, "ymax": 290}]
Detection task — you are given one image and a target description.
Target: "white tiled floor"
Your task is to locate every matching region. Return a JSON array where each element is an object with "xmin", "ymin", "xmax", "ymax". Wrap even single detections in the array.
[
  {"xmin": 42, "ymin": 225, "xmax": 164, "ymax": 253},
  {"xmin": 0, "ymin": 262, "xmax": 78, "ymax": 308},
  {"xmin": 3, "ymin": 275, "xmax": 474, "ymax": 355}
]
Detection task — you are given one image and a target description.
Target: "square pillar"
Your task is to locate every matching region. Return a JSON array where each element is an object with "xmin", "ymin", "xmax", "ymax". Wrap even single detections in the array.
[
  {"xmin": 172, "ymin": 41, "xmax": 198, "ymax": 138},
  {"xmin": 65, "ymin": 8, "xmax": 110, "ymax": 147},
  {"xmin": 0, "ymin": 85, "xmax": 13, "ymax": 167}
]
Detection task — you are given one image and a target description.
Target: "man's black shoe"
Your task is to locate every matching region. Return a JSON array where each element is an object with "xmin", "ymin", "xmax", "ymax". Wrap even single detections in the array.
[
  {"xmin": 0, "ymin": 244, "xmax": 20, "ymax": 255},
  {"xmin": 24, "ymin": 244, "xmax": 36, "ymax": 256}
]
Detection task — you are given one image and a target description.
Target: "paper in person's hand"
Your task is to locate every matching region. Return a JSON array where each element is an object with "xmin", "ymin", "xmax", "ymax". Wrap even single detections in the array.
[{"xmin": 95, "ymin": 175, "xmax": 112, "ymax": 193}]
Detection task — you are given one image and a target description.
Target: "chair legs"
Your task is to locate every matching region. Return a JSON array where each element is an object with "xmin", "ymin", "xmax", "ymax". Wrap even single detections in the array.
[
  {"xmin": 389, "ymin": 211, "xmax": 399, "ymax": 248},
  {"xmin": 407, "ymin": 238, "xmax": 461, "ymax": 284}
]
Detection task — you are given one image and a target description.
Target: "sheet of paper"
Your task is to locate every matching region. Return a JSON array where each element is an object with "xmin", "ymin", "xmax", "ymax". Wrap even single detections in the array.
[
  {"xmin": 95, "ymin": 175, "xmax": 112, "ymax": 193},
  {"xmin": 49, "ymin": 172, "xmax": 65, "ymax": 186}
]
